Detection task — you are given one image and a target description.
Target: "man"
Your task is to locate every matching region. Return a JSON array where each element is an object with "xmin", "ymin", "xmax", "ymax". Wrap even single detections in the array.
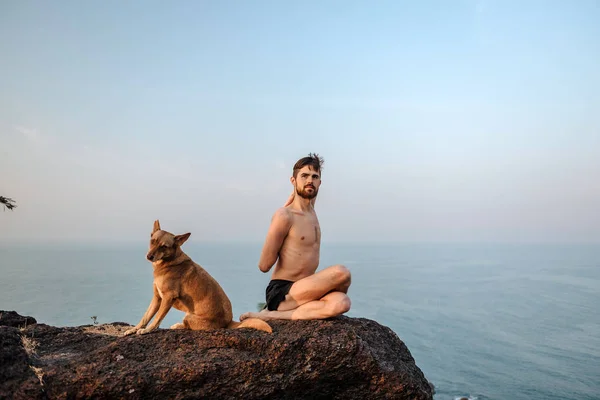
[{"xmin": 240, "ymin": 153, "xmax": 352, "ymax": 322}]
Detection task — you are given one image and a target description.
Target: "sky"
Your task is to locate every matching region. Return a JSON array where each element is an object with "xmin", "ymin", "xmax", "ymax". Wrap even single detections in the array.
[{"xmin": 1, "ymin": 0, "xmax": 599, "ymax": 244}]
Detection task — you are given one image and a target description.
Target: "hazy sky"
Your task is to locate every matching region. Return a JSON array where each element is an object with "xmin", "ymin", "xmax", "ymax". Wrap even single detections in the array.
[{"xmin": 1, "ymin": 1, "xmax": 599, "ymax": 244}]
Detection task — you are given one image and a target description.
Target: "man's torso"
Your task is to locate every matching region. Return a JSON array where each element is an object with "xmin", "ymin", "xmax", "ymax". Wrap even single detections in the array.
[{"xmin": 271, "ymin": 207, "xmax": 321, "ymax": 281}]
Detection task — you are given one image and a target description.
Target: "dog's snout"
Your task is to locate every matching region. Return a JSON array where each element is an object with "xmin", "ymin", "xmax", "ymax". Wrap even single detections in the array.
[{"xmin": 146, "ymin": 253, "xmax": 154, "ymax": 261}]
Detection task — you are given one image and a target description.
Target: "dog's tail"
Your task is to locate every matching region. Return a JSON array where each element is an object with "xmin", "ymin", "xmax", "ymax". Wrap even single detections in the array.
[{"xmin": 228, "ymin": 319, "xmax": 272, "ymax": 333}]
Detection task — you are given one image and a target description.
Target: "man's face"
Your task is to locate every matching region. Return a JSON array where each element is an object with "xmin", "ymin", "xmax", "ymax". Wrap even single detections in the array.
[{"xmin": 292, "ymin": 166, "xmax": 321, "ymax": 199}]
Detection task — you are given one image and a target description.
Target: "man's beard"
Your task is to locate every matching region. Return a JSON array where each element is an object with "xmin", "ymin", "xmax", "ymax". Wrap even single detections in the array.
[{"xmin": 296, "ymin": 185, "xmax": 318, "ymax": 199}]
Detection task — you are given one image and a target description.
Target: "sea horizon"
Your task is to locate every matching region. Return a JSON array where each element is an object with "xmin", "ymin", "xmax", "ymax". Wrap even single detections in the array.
[{"xmin": 2, "ymin": 241, "xmax": 599, "ymax": 399}]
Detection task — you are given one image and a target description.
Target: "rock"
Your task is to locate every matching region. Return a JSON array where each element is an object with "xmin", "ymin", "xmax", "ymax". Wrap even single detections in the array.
[
  {"xmin": 0, "ymin": 311, "xmax": 433, "ymax": 399},
  {"xmin": 0, "ymin": 311, "xmax": 36, "ymax": 328},
  {"xmin": 0, "ymin": 327, "xmax": 45, "ymax": 399}
]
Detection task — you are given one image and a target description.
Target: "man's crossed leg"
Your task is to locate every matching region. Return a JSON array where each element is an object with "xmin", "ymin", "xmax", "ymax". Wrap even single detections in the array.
[{"xmin": 240, "ymin": 264, "xmax": 351, "ymax": 321}]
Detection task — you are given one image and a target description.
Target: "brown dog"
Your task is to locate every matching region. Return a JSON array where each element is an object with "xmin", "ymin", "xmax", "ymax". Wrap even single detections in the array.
[{"xmin": 123, "ymin": 220, "xmax": 272, "ymax": 335}]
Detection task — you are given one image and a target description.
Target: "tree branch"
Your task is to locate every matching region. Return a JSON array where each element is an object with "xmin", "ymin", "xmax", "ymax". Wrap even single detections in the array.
[{"xmin": 0, "ymin": 196, "xmax": 17, "ymax": 211}]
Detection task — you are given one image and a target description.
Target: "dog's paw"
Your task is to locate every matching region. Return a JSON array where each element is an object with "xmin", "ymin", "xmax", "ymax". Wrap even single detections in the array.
[
  {"xmin": 170, "ymin": 323, "xmax": 185, "ymax": 329},
  {"xmin": 136, "ymin": 327, "xmax": 153, "ymax": 335},
  {"xmin": 123, "ymin": 328, "xmax": 138, "ymax": 336}
]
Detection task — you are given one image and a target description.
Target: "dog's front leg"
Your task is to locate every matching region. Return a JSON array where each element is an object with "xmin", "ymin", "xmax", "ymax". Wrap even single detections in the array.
[
  {"xmin": 137, "ymin": 294, "xmax": 175, "ymax": 335},
  {"xmin": 124, "ymin": 288, "xmax": 161, "ymax": 336}
]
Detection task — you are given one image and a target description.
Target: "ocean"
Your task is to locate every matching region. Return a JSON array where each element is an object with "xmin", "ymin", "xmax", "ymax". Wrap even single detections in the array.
[{"xmin": 1, "ymin": 242, "xmax": 599, "ymax": 400}]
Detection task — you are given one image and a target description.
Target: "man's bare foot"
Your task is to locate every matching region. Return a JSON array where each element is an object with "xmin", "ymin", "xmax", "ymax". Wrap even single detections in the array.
[{"xmin": 240, "ymin": 309, "xmax": 277, "ymax": 322}]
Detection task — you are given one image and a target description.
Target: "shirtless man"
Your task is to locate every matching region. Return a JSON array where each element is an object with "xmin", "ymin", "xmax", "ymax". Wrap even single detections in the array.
[{"xmin": 240, "ymin": 153, "xmax": 352, "ymax": 322}]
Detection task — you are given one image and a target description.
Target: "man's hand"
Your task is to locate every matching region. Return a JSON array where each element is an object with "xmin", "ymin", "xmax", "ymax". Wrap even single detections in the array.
[
  {"xmin": 283, "ymin": 190, "xmax": 294, "ymax": 207},
  {"xmin": 284, "ymin": 190, "xmax": 316, "ymax": 207}
]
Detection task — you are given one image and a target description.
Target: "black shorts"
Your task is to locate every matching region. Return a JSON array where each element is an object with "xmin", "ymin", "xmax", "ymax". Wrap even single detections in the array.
[{"xmin": 265, "ymin": 279, "xmax": 294, "ymax": 311}]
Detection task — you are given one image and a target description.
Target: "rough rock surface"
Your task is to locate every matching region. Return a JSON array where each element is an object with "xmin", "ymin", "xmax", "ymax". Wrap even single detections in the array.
[
  {"xmin": 0, "ymin": 311, "xmax": 433, "ymax": 399},
  {"xmin": 0, "ymin": 311, "xmax": 37, "ymax": 328}
]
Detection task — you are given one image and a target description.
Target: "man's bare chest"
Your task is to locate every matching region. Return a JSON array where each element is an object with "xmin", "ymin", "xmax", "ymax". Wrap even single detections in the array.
[{"xmin": 289, "ymin": 214, "xmax": 321, "ymax": 244}]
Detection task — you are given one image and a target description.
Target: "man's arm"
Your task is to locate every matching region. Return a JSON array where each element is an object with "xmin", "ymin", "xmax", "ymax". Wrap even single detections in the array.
[
  {"xmin": 283, "ymin": 191, "xmax": 294, "ymax": 207},
  {"xmin": 258, "ymin": 208, "xmax": 293, "ymax": 273},
  {"xmin": 283, "ymin": 190, "xmax": 317, "ymax": 208}
]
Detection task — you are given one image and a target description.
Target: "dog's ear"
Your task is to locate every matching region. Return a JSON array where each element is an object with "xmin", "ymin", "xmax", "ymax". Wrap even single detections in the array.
[
  {"xmin": 153, "ymin": 220, "xmax": 161, "ymax": 234},
  {"xmin": 174, "ymin": 232, "xmax": 191, "ymax": 246}
]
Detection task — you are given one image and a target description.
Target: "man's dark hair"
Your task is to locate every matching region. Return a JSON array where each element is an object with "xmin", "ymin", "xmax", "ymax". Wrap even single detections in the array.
[{"xmin": 293, "ymin": 153, "xmax": 324, "ymax": 178}]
